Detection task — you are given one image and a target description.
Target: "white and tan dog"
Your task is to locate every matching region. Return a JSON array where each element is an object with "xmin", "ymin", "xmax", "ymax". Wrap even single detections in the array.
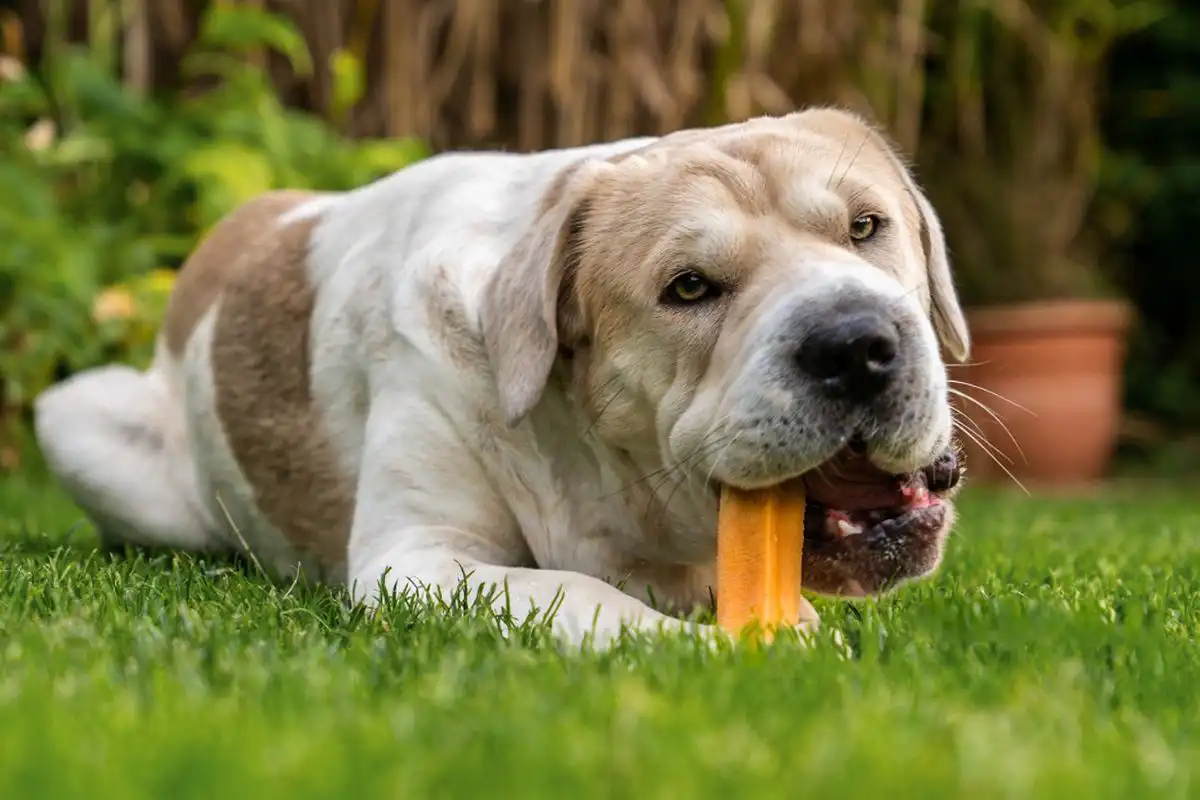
[{"xmin": 35, "ymin": 108, "xmax": 969, "ymax": 647}]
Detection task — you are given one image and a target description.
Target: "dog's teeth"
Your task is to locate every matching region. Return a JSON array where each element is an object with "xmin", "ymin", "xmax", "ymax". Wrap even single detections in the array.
[
  {"xmin": 836, "ymin": 519, "xmax": 863, "ymax": 537},
  {"xmin": 914, "ymin": 488, "xmax": 929, "ymax": 505}
]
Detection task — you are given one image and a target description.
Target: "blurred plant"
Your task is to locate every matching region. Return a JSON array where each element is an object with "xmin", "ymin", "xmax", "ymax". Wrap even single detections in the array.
[
  {"xmin": 916, "ymin": 0, "xmax": 1164, "ymax": 306},
  {"xmin": 0, "ymin": 2, "xmax": 427, "ymax": 461},
  {"xmin": 1094, "ymin": 0, "xmax": 1200, "ymax": 432}
]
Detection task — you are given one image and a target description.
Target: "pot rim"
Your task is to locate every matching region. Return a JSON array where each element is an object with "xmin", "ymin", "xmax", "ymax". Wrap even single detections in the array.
[{"xmin": 964, "ymin": 298, "xmax": 1135, "ymax": 337}]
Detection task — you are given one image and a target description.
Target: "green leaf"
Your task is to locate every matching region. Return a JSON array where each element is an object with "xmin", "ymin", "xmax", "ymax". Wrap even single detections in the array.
[
  {"xmin": 352, "ymin": 138, "xmax": 432, "ymax": 177},
  {"xmin": 329, "ymin": 48, "xmax": 366, "ymax": 125},
  {"xmin": 33, "ymin": 130, "xmax": 114, "ymax": 167},
  {"xmin": 195, "ymin": 6, "xmax": 313, "ymax": 78},
  {"xmin": 182, "ymin": 142, "xmax": 276, "ymax": 228},
  {"xmin": 0, "ymin": 71, "xmax": 50, "ymax": 118}
]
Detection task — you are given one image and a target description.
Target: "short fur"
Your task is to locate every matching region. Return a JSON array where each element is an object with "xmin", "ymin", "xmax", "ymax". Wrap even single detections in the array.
[{"xmin": 34, "ymin": 108, "xmax": 970, "ymax": 647}]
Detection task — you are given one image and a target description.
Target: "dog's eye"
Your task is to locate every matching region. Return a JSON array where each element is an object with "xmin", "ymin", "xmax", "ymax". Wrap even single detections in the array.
[
  {"xmin": 850, "ymin": 214, "xmax": 881, "ymax": 242},
  {"xmin": 662, "ymin": 271, "xmax": 720, "ymax": 305}
]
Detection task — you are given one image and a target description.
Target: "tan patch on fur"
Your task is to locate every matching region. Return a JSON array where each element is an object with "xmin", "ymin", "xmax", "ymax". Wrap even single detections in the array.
[
  {"xmin": 207, "ymin": 192, "xmax": 354, "ymax": 573},
  {"xmin": 424, "ymin": 265, "xmax": 488, "ymax": 371},
  {"xmin": 570, "ymin": 109, "xmax": 925, "ymax": 373},
  {"xmin": 164, "ymin": 190, "xmax": 322, "ymax": 357}
]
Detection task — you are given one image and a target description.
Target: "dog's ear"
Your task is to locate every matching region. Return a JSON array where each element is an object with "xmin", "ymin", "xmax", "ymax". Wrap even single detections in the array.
[
  {"xmin": 898, "ymin": 164, "xmax": 971, "ymax": 364},
  {"xmin": 479, "ymin": 160, "xmax": 602, "ymax": 426},
  {"xmin": 874, "ymin": 133, "xmax": 971, "ymax": 363}
]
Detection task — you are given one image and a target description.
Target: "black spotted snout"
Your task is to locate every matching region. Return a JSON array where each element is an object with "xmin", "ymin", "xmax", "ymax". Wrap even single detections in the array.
[
  {"xmin": 922, "ymin": 449, "xmax": 962, "ymax": 493},
  {"xmin": 795, "ymin": 308, "xmax": 902, "ymax": 404}
]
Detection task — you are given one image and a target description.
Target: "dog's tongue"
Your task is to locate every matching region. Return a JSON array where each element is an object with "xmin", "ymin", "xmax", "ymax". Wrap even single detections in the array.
[{"xmin": 799, "ymin": 451, "xmax": 911, "ymax": 511}]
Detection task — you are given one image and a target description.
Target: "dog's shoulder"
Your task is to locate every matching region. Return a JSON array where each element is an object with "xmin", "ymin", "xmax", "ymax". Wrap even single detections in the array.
[
  {"xmin": 315, "ymin": 138, "xmax": 663, "ymax": 385},
  {"xmin": 172, "ymin": 139, "xmax": 663, "ymax": 572}
]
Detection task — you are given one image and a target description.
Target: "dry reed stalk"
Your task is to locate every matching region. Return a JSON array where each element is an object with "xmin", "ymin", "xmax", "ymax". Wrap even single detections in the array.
[
  {"xmin": 663, "ymin": 0, "xmax": 706, "ymax": 133},
  {"xmin": 1, "ymin": 8, "xmax": 26, "ymax": 61},
  {"xmin": 549, "ymin": 0, "xmax": 587, "ymax": 147},
  {"xmin": 381, "ymin": 0, "xmax": 413, "ymax": 137},
  {"xmin": 466, "ymin": 0, "xmax": 496, "ymax": 140},
  {"xmin": 893, "ymin": 0, "xmax": 928, "ymax": 153},
  {"xmin": 121, "ymin": 0, "xmax": 150, "ymax": 94},
  {"xmin": 19, "ymin": 0, "xmax": 950, "ymax": 156},
  {"xmin": 294, "ymin": 0, "xmax": 344, "ymax": 118},
  {"xmin": 151, "ymin": 0, "xmax": 188, "ymax": 49}
]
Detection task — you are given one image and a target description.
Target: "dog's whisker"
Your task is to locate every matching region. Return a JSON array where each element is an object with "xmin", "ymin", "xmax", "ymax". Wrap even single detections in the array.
[
  {"xmin": 659, "ymin": 438, "xmax": 732, "ymax": 525},
  {"xmin": 600, "ymin": 433, "xmax": 735, "ymax": 505},
  {"xmin": 951, "ymin": 406, "xmax": 1014, "ymax": 470},
  {"xmin": 953, "ymin": 422, "xmax": 1030, "ymax": 496},
  {"xmin": 834, "ymin": 133, "xmax": 871, "ymax": 190},
  {"xmin": 950, "ymin": 406, "xmax": 1001, "ymax": 454},
  {"xmin": 948, "ymin": 379, "xmax": 1035, "ymax": 416},
  {"xmin": 657, "ymin": 429, "xmax": 741, "ymax": 498},
  {"xmin": 645, "ymin": 435, "xmax": 737, "ymax": 530},
  {"xmin": 581, "ymin": 376, "xmax": 627, "ymax": 439},
  {"xmin": 891, "ymin": 283, "xmax": 924, "ymax": 307},
  {"xmin": 632, "ymin": 410, "xmax": 743, "ymax": 518},
  {"xmin": 949, "ymin": 387, "xmax": 1026, "ymax": 465},
  {"xmin": 702, "ymin": 431, "xmax": 743, "ymax": 490},
  {"xmin": 951, "ymin": 408, "xmax": 1013, "ymax": 466},
  {"xmin": 826, "ymin": 134, "xmax": 852, "ymax": 190}
]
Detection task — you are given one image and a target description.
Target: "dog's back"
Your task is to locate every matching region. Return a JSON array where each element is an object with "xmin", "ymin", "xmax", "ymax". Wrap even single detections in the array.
[
  {"xmin": 33, "ymin": 138, "xmax": 654, "ymax": 583},
  {"xmin": 35, "ymin": 189, "xmax": 351, "ymax": 579}
]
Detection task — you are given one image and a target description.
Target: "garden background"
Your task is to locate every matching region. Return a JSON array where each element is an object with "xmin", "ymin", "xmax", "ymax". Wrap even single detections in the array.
[
  {"xmin": 4, "ymin": 3, "xmax": 1200, "ymax": 796},
  {"xmin": 0, "ymin": 0, "xmax": 1196, "ymax": 482}
]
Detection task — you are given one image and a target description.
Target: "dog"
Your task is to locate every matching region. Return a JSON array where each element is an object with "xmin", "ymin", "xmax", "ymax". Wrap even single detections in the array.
[{"xmin": 34, "ymin": 107, "xmax": 969, "ymax": 648}]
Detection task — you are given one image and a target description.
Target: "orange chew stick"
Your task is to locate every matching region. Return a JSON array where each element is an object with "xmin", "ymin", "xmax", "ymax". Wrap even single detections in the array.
[{"xmin": 716, "ymin": 484, "xmax": 805, "ymax": 638}]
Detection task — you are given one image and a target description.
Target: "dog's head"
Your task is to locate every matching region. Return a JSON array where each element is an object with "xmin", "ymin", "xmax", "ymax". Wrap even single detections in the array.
[{"xmin": 480, "ymin": 108, "xmax": 969, "ymax": 598}]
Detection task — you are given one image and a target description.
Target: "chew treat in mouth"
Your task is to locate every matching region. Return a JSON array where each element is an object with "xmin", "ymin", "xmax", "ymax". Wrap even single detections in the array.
[
  {"xmin": 797, "ymin": 447, "xmax": 960, "ymax": 596},
  {"xmin": 715, "ymin": 446, "xmax": 963, "ymax": 631},
  {"xmin": 716, "ymin": 483, "xmax": 806, "ymax": 636}
]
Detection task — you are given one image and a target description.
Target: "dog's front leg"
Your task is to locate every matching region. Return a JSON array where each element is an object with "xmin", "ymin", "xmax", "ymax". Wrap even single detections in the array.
[
  {"xmin": 350, "ymin": 403, "xmax": 706, "ymax": 649},
  {"xmin": 350, "ymin": 530, "xmax": 695, "ymax": 648}
]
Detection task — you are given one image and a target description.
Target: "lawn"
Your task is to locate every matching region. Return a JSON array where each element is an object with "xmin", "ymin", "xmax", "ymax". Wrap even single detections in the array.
[{"xmin": 2, "ymin": 462, "xmax": 1198, "ymax": 799}]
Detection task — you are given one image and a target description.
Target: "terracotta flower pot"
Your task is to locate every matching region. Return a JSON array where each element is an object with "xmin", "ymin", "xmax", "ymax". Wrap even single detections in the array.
[{"xmin": 951, "ymin": 299, "xmax": 1133, "ymax": 489}]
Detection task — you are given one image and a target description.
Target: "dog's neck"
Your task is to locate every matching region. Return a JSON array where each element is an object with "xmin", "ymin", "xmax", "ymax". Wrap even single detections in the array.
[{"xmin": 520, "ymin": 360, "xmax": 719, "ymax": 568}]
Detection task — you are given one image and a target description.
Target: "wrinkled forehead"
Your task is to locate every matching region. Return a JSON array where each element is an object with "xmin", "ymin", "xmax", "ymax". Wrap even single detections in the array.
[
  {"xmin": 718, "ymin": 125, "xmax": 907, "ymax": 198},
  {"xmin": 611, "ymin": 124, "xmax": 912, "ymax": 224},
  {"xmin": 590, "ymin": 126, "xmax": 917, "ymax": 260}
]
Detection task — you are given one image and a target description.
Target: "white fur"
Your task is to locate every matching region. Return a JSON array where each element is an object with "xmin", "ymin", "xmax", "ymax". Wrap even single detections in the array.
[
  {"xmin": 34, "ymin": 114, "xmax": 964, "ymax": 650},
  {"xmin": 36, "ymin": 136, "xmax": 704, "ymax": 648}
]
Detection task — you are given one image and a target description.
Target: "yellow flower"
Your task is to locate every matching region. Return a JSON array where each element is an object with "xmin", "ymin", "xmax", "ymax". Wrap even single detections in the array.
[
  {"xmin": 143, "ymin": 269, "xmax": 178, "ymax": 296},
  {"xmin": 92, "ymin": 286, "xmax": 136, "ymax": 323}
]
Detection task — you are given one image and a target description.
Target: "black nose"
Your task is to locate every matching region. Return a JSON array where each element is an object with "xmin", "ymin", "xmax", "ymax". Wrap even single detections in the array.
[
  {"xmin": 923, "ymin": 450, "xmax": 962, "ymax": 492},
  {"xmin": 795, "ymin": 313, "xmax": 901, "ymax": 403}
]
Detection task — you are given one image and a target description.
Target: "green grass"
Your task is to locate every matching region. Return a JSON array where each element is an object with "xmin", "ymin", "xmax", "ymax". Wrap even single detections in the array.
[{"xmin": 2, "ymin": 466, "xmax": 1199, "ymax": 799}]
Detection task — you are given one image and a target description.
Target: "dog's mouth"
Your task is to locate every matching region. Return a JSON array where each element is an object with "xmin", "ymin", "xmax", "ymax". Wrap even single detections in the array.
[
  {"xmin": 796, "ymin": 446, "xmax": 960, "ymax": 547},
  {"xmin": 711, "ymin": 444, "xmax": 963, "ymax": 595}
]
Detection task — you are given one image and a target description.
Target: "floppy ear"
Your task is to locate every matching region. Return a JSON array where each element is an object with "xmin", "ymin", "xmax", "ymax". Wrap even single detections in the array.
[
  {"xmin": 880, "ymin": 144, "xmax": 971, "ymax": 363},
  {"xmin": 899, "ymin": 166, "xmax": 971, "ymax": 364},
  {"xmin": 479, "ymin": 161, "xmax": 599, "ymax": 426}
]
